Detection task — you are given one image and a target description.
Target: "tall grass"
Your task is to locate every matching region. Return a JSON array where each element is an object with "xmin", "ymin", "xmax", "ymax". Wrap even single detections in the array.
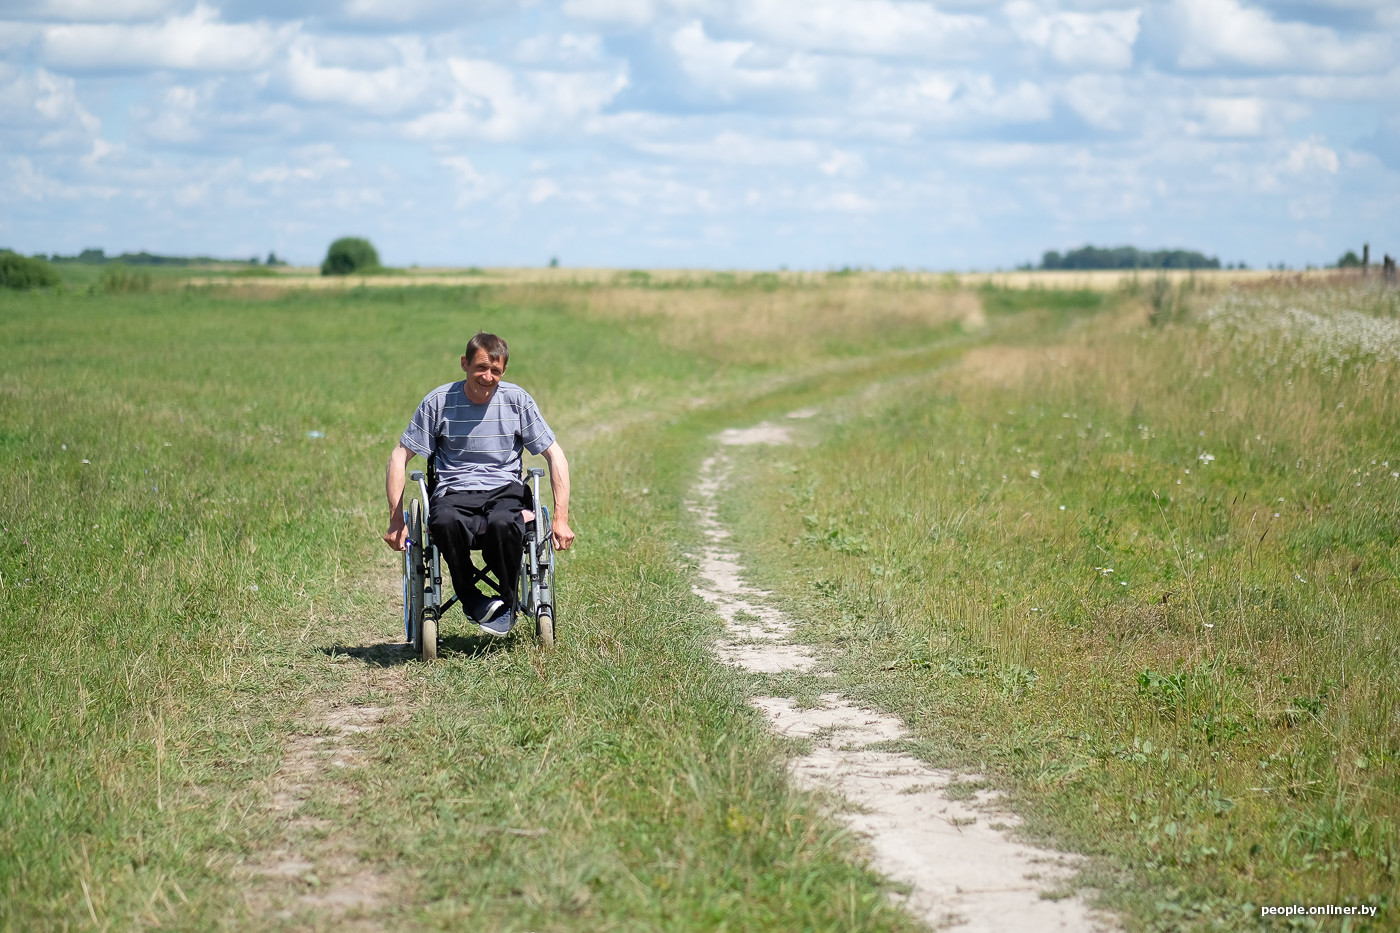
[{"xmin": 727, "ymin": 281, "xmax": 1400, "ymax": 930}]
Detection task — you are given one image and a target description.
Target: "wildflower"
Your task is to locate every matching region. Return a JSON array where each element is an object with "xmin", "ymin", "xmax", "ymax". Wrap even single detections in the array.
[
  {"xmin": 1295, "ymin": 574, "xmax": 1307, "ymax": 584},
  {"xmin": 1198, "ymin": 453, "xmax": 1216, "ymax": 464},
  {"xmin": 82, "ymin": 459, "xmax": 90, "ymax": 464},
  {"xmin": 1059, "ymin": 505, "xmax": 1066, "ymax": 511},
  {"xmin": 1030, "ymin": 469, "xmax": 1040, "ymax": 479},
  {"xmin": 250, "ymin": 584, "xmax": 259, "ymax": 592},
  {"xmin": 61, "ymin": 444, "xmax": 67, "ymax": 450},
  {"xmin": 1204, "ymin": 623, "xmax": 1215, "ymax": 629}
]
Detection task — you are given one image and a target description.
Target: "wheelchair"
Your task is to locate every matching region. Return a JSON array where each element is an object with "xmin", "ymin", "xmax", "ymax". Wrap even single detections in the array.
[{"xmin": 402, "ymin": 465, "xmax": 558, "ymax": 660}]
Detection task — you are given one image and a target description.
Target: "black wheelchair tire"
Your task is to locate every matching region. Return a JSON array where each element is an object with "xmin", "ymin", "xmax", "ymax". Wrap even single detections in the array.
[{"xmin": 407, "ymin": 498, "xmax": 427, "ymax": 657}]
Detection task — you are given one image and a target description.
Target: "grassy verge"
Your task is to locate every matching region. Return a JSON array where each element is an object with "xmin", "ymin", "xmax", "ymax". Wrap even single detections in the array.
[
  {"xmin": 2, "ymin": 278, "xmax": 982, "ymax": 930},
  {"xmin": 726, "ymin": 282, "xmax": 1400, "ymax": 930}
]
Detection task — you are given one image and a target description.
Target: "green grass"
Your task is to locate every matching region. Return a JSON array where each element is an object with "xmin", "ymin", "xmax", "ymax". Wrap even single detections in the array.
[
  {"xmin": 0, "ymin": 282, "xmax": 946, "ymax": 930},
  {"xmin": 726, "ymin": 283, "xmax": 1400, "ymax": 930},
  {"xmin": 10, "ymin": 275, "xmax": 1388, "ymax": 931}
]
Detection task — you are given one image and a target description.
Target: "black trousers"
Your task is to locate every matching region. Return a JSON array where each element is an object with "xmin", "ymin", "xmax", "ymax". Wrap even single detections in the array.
[{"xmin": 428, "ymin": 481, "xmax": 528, "ymax": 613}]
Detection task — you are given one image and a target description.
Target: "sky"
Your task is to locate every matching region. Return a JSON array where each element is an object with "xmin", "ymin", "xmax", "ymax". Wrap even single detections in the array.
[{"xmin": 1, "ymin": 0, "xmax": 1397, "ymax": 270}]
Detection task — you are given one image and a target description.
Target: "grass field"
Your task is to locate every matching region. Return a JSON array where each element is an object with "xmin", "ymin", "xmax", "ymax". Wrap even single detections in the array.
[
  {"xmin": 2, "ymin": 272, "xmax": 1396, "ymax": 930},
  {"xmin": 726, "ymin": 279, "xmax": 1400, "ymax": 930}
]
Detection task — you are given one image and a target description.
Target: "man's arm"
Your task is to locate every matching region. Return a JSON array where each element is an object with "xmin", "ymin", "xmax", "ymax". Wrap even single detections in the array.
[
  {"xmin": 383, "ymin": 442, "xmax": 416, "ymax": 551},
  {"xmin": 540, "ymin": 441, "xmax": 575, "ymax": 551}
]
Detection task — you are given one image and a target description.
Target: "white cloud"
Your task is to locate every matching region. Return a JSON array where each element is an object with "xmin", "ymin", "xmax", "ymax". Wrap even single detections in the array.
[
  {"xmin": 818, "ymin": 190, "xmax": 876, "ymax": 211},
  {"xmin": 40, "ymin": 4, "xmax": 294, "ymax": 71},
  {"xmin": 1160, "ymin": 0, "xmax": 1393, "ymax": 72},
  {"xmin": 250, "ymin": 144, "xmax": 352, "ymax": 184},
  {"xmin": 1282, "ymin": 137, "xmax": 1339, "ymax": 174},
  {"xmin": 20, "ymin": 0, "xmax": 178, "ymax": 20},
  {"xmin": 0, "ymin": 22, "xmax": 42, "ymax": 50},
  {"xmin": 1186, "ymin": 96, "xmax": 1268, "ymax": 136},
  {"xmin": 858, "ymin": 70, "xmax": 1054, "ymax": 128},
  {"xmin": 407, "ymin": 58, "xmax": 627, "ymax": 141},
  {"xmin": 820, "ymin": 149, "xmax": 864, "ymax": 176},
  {"xmin": 1006, "ymin": 2, "xmax": 1141, "ymax": 71},
  {"xmin": 0, "ymin": 64, "xmax": 102, "ymax": 148},
  {"xmin": 561, "ymin": 0, "xmax": 655, "ymax": 27},
  {"xmin": 441, "ymin": 154, "xmax": 497, "ymax": 206},
  {"xmin": 1059, "ymin": 73, "xmax": 1134, "ymax": 129},
  {"xmin": 283, "ymin": 38, "xmax": 439, "ymax": 116},
  {"xmin": 514, "ymin": 32, "xmax": 604, "ymax": 66},
  {"xmin": 735, "ymin": 0, "xmax": 992, "ymax": 58},
  {"xmin": 671, "ymin": 21, "xmax": 819, "ymax": 99},
  {"xmin": 528, "ymin": 178, "xmax": 560, "ymax": 203},
  {"xmin": 144, "ymin": 82, "xmax": 209, "ymax": 142}
]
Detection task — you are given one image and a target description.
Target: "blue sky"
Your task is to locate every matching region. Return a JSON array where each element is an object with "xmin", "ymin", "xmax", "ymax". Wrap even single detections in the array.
[{"xmin": 1, "ymin": 0, "xmax": 1397, "ymax": 269}]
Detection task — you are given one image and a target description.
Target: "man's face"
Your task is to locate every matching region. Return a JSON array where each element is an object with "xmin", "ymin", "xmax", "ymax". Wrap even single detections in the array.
[{"xmin": 461, "ymin": 348, "xmax": 506, "ymax": 403}]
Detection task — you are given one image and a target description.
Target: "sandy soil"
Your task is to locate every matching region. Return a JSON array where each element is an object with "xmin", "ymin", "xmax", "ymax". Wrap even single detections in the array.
[{"xmin": 690, "ymin": 420, "xmax": 1115, "ymax": 932}]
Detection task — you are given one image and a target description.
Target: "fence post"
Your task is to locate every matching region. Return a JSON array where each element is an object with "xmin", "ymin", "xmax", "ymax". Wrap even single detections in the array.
[
  {"xmin": 1385, "ymin": 254, "xmax": 1397, "ymax": 288},
  {"xmin": 1362, "ymin": 243, "xmax": 1370, "ymax": 276}
]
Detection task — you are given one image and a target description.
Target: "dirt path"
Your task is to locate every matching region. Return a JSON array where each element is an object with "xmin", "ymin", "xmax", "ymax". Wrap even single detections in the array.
[
  {"xmin": 237, "ymin": 567, "xmax": 414, "ymax": 930},
  {"xmin": 690, "ymin": 420, "xmax": 1114, "ymax": 932}
]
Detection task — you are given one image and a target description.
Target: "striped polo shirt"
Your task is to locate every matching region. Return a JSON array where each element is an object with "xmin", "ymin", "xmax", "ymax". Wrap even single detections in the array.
[{"xmin": 400, "ymin": 380, "xmax": 556, "ymax": 494}]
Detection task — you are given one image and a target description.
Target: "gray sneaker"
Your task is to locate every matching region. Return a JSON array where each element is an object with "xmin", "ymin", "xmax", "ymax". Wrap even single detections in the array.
[
  {"xmin": 479, "ymin": 605, "xmax": 516, "ymax": 637},
  {"xmin": 466, "ymin": 592, "xmax": 505, "ymax": 623}
]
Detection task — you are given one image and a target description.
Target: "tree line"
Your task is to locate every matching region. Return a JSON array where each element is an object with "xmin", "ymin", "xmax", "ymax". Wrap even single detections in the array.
[{"xmin": 1039, "ymin": 245, "xmax": 1222, "ymax": 270}]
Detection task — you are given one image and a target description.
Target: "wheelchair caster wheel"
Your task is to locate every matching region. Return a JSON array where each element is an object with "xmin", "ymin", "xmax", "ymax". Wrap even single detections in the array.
[
  {"xmin": 535, "ymin": 611, "xmax": 554, "ymax": 648},
  {"xmin": 418, "ymin": 613, "xmax": 438, "ymax": 661}
]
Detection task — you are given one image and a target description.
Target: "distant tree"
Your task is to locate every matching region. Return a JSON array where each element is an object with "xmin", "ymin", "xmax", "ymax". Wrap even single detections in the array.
[
  {"xmin": 1040, "ymin": 245, "xmax": 1220, "ymax": 271},
  {"xmin": 549, "ymin": 256, "xmax": 559, "ymax": 268},
  {"xmin": 78, "ymin": 248, "xmax": 106, "ymax": 263},
  {"xmin": 321, "ymin": 237, "xmax": 380, "ymax": 276},
  {"xmin": 0, "ymin": 251, "xmax": 61, "ymax": 289},
  {"xmin": 1337, "ymin": 250, "xmax": 1361, "ymax": 268},
  {"xmin": 267, "ymin": 251, "xmax": 286, "ymax": 266}
]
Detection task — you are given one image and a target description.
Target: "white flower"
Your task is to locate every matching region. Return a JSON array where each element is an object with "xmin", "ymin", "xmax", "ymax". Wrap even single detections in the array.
[
  {"xmin": 1198, "ymin": 453, "xmax": 1216, "ymax": 464},
  {"xmin": 1030, "ymin": 469, "xmax": 1040, "ymax": 479}
]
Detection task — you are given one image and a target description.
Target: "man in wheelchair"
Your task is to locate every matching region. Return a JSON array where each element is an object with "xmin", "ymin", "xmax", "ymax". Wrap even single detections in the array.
[{"xmin": 383, "ymin": 332, "xmax": 574, "ymax": 636}]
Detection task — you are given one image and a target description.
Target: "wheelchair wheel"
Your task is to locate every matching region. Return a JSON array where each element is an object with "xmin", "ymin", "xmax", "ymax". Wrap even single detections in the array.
[
  {"xmin": 534, "ymin": 524, "xmax": 557, "ymax": 646},
  {"xmin": 420, "ymin": 613, "xmax": 438, "ymax": 662},
  {"xmin": 407, "ymin": 499, "xmax": 433, "ymax": 660}
]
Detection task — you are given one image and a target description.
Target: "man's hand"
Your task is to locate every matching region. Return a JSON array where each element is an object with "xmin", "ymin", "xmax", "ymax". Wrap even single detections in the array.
[
  {"xmin": 384, "ymin": 442, "xmax": 415, "ymax": 551},
  {"xmin": 541, "ymin": 441, "xmax": 574, "ymax": 552},
  {"xmin": 384, "ymin": 512, "xmax": 408, "ymax": 551},
  {"xmin": 552, "ymin": 515, "xmax": 575, "ymax": 551}
]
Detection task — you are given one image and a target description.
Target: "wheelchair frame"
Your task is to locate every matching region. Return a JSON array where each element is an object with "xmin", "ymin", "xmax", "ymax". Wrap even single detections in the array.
[{"xmin": 402, "ymin": 466, "xmax": 557, "ymax": 660}]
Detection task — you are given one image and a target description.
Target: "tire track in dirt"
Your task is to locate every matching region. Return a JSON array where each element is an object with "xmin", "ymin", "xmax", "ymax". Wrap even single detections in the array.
[
  {"xmin": 237, "ymin": 566, "xmax": 414, "ymax": 930},
  {"xmin": 689, "ymin": 419, "xmax": 1115, "ymax": 933}
]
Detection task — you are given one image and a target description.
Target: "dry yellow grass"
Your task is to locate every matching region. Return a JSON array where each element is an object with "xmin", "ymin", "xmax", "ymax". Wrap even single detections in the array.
[{"xmin": 183, "ymin": 266, "xmax": 1353, "ymax": 293}]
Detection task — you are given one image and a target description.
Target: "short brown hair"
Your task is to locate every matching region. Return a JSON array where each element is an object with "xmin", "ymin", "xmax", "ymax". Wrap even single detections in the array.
[{"xmin": 465, "ymin": 332, "xmax": 509, "ymax": 367}]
